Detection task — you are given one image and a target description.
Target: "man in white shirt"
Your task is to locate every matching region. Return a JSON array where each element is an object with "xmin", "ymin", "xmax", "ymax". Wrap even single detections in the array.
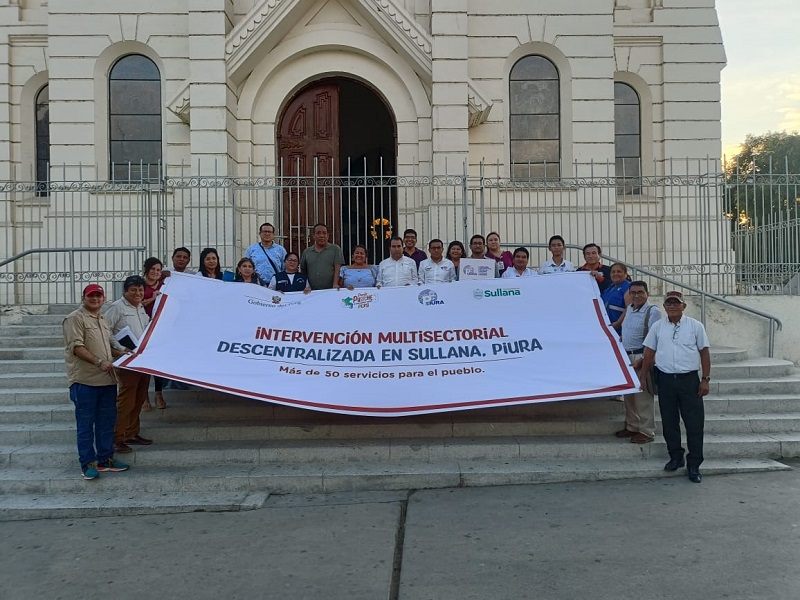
[
  {"xmin": 377, "ymin": 236, "xmax": 418, "ymax": 287},
  {"xmin": 640, "ymin": 291, "xmax": 711, "ymax": 483},
  {"xmin": 245, "ymin": 222, "xmax": 287, "ymax": 284},
  {"xmin": 418, "ymin": 238, "xmax": 455, "ymax": 284},
  {"xmin": 501, "ymin": 247, "xmax": 538, "ymax": 278}
]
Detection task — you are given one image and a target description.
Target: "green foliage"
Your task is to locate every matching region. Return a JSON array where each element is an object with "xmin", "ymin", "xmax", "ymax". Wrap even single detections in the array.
[
  {"xmin": 726, "ymin": 131, "xmax": 800, "ymax": 178},
  {"xmin": 725, "ymin": 131, "xmax": 800, "ymax": 225}
]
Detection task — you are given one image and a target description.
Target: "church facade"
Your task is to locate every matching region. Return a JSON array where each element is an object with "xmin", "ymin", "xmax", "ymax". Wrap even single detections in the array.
[{"xmin": 0, "ymin": 0, "xmax": 727, "ymax": 303}]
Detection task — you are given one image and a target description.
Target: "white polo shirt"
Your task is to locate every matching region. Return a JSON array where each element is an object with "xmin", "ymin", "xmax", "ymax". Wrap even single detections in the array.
[
  {"xmin": 377, "ymin": 256, "xmax": 418, "ymax": 287},
  {"xmin": 643, "ymin": 315, "xmax": 710, "ymax": 374},
  {"xmin": 538, "ymin": 259, "xmax": 575, "ymax": 274},
  {"xmin": 418, "ymin": 258, "xmax": 456, "ymax": 284},
  {"xmin": 501, "ymin": 267, "xmax": 538, "ymax": 278}
]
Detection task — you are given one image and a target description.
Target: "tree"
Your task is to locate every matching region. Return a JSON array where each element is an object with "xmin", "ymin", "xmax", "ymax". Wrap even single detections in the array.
[{"xmin": 724, "ymin": 132, "xmax": 800, "ymax": 283}]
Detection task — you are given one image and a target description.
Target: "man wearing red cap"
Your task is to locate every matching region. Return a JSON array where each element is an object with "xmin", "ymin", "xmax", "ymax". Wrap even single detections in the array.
[
  {"xmin": 63, "ymin": 284, "xmax": 130, "ymax": 480},
  {"xmin": 639, "ymin": 291, "xmax": 711, "ymax": 483}
]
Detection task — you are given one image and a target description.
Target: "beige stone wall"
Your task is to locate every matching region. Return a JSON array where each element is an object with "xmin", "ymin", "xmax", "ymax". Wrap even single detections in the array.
[{"xmin": 0, "ymin": 0, "xmax": 724, "ymax": 179}]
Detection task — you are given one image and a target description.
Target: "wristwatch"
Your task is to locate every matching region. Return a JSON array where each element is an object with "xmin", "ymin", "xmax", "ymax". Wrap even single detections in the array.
[
  {"xmin": 95, "ymin": 358, "xmax": 103, "ymax": 367},
  {"xmin": 701, "ymin": 376, "xmax": 711, "ymax": 382}
]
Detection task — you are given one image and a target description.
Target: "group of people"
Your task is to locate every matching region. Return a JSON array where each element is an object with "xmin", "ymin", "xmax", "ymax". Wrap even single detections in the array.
[{"xmin": 62, "ymin": 222, "xmax": 712, "ymax": 484}]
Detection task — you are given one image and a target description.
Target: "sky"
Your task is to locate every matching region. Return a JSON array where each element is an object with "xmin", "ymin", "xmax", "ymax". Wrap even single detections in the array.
[{"xmin": 718, "ymin": 0, "xmax": 800, "ymax": 158}]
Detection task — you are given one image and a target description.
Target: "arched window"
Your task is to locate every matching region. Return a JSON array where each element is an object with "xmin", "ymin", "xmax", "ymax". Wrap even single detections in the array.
[
  {"xmin": 35, "ymin": 84, "xmax": 50, "ymax": 194},
  {"xmin": 109, "ymin": 54, "xmax": 162, "ymax": 181},
  {"xmin": 614, "ymin": 82, "xmax": 641, "ymax": 180},
  {"xmin": 509, "ymin": 55, "xmax": 560, "ymax": 179}
]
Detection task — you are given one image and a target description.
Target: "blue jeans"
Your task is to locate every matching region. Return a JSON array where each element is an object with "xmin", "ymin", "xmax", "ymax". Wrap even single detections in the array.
[{"xmin": 69, "ymin": 382, "xmax": 117, "ymax": 468}]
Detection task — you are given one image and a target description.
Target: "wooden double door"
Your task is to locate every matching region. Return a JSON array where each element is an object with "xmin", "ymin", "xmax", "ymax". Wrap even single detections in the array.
[{"xmin": 277, "ymin": 79, "xmax": 397, "ymax": 261}]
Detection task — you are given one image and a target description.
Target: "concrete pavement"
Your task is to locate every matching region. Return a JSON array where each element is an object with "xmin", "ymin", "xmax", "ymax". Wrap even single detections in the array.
[{"xmin": 3, "ymin": 462, "xmax": 799, "ymax": 600}]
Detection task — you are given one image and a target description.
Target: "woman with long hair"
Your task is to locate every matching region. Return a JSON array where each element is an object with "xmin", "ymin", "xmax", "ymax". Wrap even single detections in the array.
[
  {"xmin": 198, "ymin": 247, "xmax": 223, "ymax": 280},
  {"xmin": 141, "ymin": 257, "xmax": 167, "ymax": 410},
  {"xmin": 446, "ymin": 240, "xmax": 466, "ymax": 281},
  {"xmin": 485, "ymin": 232, "xmax": 513, "ymax": 277},
  {"xmin": 234, "ymin": 257, "xmax": 266, "ymax": 285}
]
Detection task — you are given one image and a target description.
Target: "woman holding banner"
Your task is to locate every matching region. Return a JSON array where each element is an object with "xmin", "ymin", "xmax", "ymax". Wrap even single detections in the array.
[
  {"xmin": 268, "ymin": 252, "xmax": 311, "ymax": 293},
  {"xmin": 337, "ymin": 245, "xmax": 378, "ymax": 290},
  {"xmin": 602, "ymin": 262, "xmax": 632, "ymax": 334},
  {"xmin": 142, "ymin": 257, "xmax": 167, "ymax": 410},
  {"xmin": 198, "ymin": 248, "xmax": 223, "ymax": 280},
  {"xmin": 234, "ymin": 258, "xmax": 266, "ymax": 285}
]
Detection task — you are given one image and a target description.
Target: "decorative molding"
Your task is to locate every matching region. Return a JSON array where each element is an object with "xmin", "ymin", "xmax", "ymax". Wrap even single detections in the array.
[
  {"xmin": 614, "ymin": 36, "xmax": 662, "ymax": 47},
  {"xmin": 167, "ymin": 81, "xmax": 191, "ymax": 124},
  {"xmin": 8, "ymin": 33, "xmax": 47, "ymax": 47},
  {"xmin": 467, "ymin": 77, "xmax": 492, "ymax": 128},
  {"xmin": 365, "ymin": 0, "xmax": 430, "ymax": 54},
  {"xmin": 226, "ymin": 0, "xmax": 289, "ymax": 57}
]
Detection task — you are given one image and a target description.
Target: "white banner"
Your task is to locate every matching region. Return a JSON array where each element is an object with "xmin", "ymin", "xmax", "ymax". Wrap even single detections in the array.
[{"xmin": 118, "ymin": 272, "xmax": 638, "ymax": 416}]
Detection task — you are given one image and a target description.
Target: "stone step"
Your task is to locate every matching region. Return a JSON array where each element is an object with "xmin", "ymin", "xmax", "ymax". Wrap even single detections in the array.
[
  {"xmin": 3, "ymin": 433, "xmax": 799, "ymax": 470},
  {"xmin": 0, "ymin": 373, "xmax": 66, "ymax": 389},
  {"xmin": 0, "ymin": 314, "xmax": 71, "ymax": 326},
  {"xmin": 711, "ymin": 346, "xmax": 749, "ymax": 363},
  {"xmin": 0, "ymin": 458, "xmax": 789, "ymax": 520},
  {"xmin": 713, "ymin": 376, "xmax": 800, "ymax": 395},
  {"xmin": 712, "ymin": 358, "xmax": 795, "ymax": 379},
  {"xmin": 0, "ymin": 347, "xmax": 65, "ymax": 360},
  {"xmin": 0, "ymin": 359, "xmax": 65, "ymax": 374},
  {"xmin": 0, "ymin": 489, "xmax": 268, "ymax": 521},
  {"xmin": 0, "ymin": 336, "xmax": 62, "ymax": 348},
  {"xmin": 5, "ymin": 408, "xmax": 800, "ymax": 446},
  {"xmin": 0, "ymin": 324, "xmax": 63, "ymax": 337},
  {"xmin": 3, "ymin": 393, "xmax": 799, "ymax": 426},
  {"xmin": 0, "ymin": 395, "xmax": 624, "ymax": 423}
]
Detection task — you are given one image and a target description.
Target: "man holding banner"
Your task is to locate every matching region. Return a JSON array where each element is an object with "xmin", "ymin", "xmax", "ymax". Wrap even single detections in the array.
[{"xmin": 377, "ymin": 236, "xmax": 418, "ymax": 287}]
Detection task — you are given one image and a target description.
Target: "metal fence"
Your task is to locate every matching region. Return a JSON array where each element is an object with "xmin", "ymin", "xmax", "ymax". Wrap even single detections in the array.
[{"xmin": 1, "ymin": 159, "xmax": 798, "ymax": 304}]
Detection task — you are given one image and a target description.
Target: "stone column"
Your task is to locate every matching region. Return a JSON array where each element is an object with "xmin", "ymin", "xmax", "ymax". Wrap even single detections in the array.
[
  {"xmin": 188, "ymin": 0, "xmax": 236, "ymax": 176},
  {"xmin": 430, "ymin": 0, "xmax": 468, "ymax": 176},
  {"xmin": 0, "ymin": 34, "xmax": 10, "ymax": 180}
]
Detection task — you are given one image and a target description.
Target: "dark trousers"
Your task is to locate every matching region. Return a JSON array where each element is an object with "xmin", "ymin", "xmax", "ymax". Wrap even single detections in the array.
[
  {"xmin": 657, "ymin": 370, "xmax": 704, "ymax": 468},
  {"xmin": 69, "ymin": 382, "xmax": 117, "ymax": 468}
]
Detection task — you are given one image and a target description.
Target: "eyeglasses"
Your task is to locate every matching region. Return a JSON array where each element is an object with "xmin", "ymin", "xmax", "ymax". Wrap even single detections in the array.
[
  {"xmin": 285, "ymin": 257, "xmax": 299, "ymax": 262},
  {"xmin": 260, "ymin": 230, "xmax": 274, "ymax": 235}
]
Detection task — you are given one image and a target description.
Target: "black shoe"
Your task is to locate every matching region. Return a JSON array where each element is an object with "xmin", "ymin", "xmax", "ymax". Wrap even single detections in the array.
[
  {"xmin": 687, "ymin": 466, "xmax": 702, "ymax": 483},
  {"xmin": 664, "ymin": 456, "xmax": 685, "ymax": 471}
]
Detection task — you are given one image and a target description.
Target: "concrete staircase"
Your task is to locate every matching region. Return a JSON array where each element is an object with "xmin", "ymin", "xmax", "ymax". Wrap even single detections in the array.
[{"xmin": 0, "ymin": 305, "xmax": 797, "ymax": 520}]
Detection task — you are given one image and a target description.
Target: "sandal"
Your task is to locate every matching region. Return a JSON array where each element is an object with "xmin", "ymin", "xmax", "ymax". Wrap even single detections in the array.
[
  {"xmin": 155, "ymin": 391, "xmax": 167, "ymax": 409},
  {"xmin": 142, "ymin": 399, "xmax": 153, "ymax": 412}
]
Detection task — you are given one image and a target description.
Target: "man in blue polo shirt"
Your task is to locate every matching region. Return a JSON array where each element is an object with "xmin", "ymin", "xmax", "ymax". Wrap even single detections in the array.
[{"xmin": 245, "ymin": 222, "xmax": 287, "ymax": 284}]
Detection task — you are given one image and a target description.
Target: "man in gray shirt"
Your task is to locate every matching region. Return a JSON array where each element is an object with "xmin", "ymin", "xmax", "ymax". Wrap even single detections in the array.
[
  {"xmin": 104, "ymin": 275, "xmax": 153, "ymax": 454},
  {"xmin": 615, "ymin": 280, "xmax": 661, "ymax": 444}
]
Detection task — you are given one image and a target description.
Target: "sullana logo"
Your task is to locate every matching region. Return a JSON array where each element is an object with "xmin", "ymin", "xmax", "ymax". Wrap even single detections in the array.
[{"xmin": 473, "ymin": 288, "xmax": 521, "ymax": 299}]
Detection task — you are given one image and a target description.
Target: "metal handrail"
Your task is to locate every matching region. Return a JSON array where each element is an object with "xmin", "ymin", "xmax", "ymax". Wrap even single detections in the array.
[
  {"xmin": 551, "ymin": 244, "xmax": 783, "ymax": 357},
  {"xmin": 0, "ymin": 246, "xmax": 146, "ymax": 304}
]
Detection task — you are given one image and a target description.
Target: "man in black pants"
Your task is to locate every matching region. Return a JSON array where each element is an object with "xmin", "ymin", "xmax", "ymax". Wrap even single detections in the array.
[{"xmin": 639, "ymin": 291, "xmax": 711, "ymax": 483}]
